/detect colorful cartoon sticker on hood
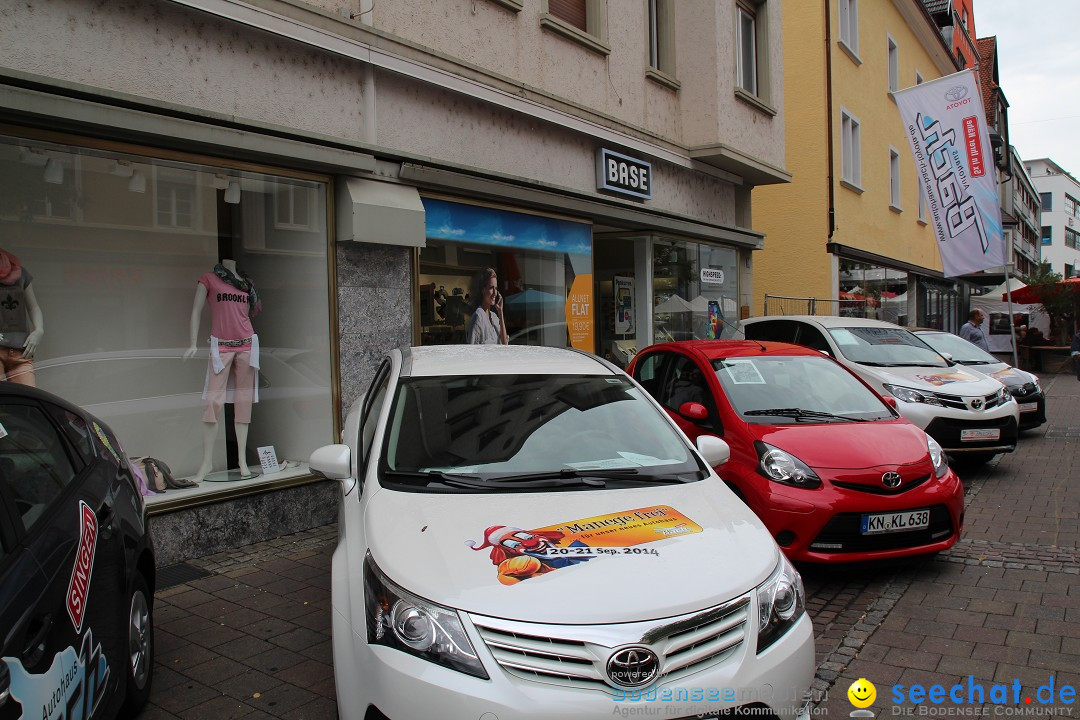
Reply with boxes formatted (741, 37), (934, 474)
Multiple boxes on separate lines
(2, 628), (111, 720)
(466, 505), (702, 585)
(914, 371), (977, 386)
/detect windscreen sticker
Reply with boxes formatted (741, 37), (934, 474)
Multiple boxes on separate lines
(466, 506), (702, 585)
(2, 628), (111, 720)
(91, 422), (120, 464)
(722, 359), (766, 385)
(66, 501), (98, 633)
(990, 368), (1021, 382)
(915, 371), (977, 386)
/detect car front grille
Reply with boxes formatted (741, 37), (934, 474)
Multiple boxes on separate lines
(471, 596), (750, 693)
(831, 473), (931, 495)
(932, 387), (1008, 410)
(809, 504), (953, 552)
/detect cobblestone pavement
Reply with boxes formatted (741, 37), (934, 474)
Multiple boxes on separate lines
(139, 372), (1080, 719)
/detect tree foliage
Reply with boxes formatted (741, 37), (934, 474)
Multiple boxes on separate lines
(1023, 263), (1080, 342)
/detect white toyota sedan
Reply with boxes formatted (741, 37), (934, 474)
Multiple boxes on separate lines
(311, 345), (815, 720)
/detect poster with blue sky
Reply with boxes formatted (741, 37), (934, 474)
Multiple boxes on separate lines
(423, 198), (592, 256)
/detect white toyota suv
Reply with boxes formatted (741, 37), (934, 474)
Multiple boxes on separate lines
(740, 316), (1019, 462)
(311, 345), (815, 720)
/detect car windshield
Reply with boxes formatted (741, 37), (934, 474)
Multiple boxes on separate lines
(380, 374), (701, 491)
(711, 355), (894, 423)
(916, 332), (998, 365)
(827, 326), (948, 367)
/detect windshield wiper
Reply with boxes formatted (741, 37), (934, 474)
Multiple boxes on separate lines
(743, 407), (870, 422)
(485, 468), (694, 484)
(383, 468), (607, 490)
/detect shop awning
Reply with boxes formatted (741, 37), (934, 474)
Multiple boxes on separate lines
(336, 177), (426, 247)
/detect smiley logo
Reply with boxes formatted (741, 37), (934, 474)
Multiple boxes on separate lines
(848, 678), (877, 708)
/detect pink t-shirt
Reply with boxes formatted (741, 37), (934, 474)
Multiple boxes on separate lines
(199, 272), (255, 350)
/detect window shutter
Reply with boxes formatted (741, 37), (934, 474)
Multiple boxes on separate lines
(549, 0), (587, 31)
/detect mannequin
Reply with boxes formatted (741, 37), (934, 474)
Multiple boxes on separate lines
(184, 258), (262, 482)
(0, 248), (44, 386)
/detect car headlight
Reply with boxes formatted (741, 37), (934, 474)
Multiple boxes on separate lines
(364, 553), (488, 679)
(882, 383), (943, 406)
(755, 441), (822, 489)
(756, 552), (806, 653)
(926, 433), (949, 478)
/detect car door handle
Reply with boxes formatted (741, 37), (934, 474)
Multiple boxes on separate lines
(97, 501), (115, 540)
(22, 614), (53, 667)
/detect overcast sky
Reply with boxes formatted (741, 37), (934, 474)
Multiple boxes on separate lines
(974, 1), (1080, 175)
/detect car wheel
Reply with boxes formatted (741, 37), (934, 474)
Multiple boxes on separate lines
(120, 573), (154, 716)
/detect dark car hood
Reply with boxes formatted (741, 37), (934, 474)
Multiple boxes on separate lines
(749, 419), (931, 470)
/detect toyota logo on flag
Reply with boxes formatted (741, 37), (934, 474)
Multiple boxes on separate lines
(944, 86), (968, 102)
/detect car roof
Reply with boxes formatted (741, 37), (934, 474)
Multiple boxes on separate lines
(0, 381), (89, 415)
(400, 345), (616, 377)
(742, 315), (907, 329)
(647, 339), (826, 360)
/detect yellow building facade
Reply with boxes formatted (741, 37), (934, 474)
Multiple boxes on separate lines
(754, 0), (959, 327)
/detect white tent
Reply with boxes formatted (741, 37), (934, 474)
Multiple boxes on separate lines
(969, 278), (1049, 352)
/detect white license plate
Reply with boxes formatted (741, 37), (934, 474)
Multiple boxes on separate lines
(1019, 403), (1038, 412)
(861, 509), (931, 535)
(960, 428), (1000, 441)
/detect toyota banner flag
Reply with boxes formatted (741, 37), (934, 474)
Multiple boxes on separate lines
(894, 70), (1006, 277)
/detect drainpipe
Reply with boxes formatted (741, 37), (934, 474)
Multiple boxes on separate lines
(825, 0), (836, 240)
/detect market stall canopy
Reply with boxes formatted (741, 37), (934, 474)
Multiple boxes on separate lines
(1004, 276), (1080, 304)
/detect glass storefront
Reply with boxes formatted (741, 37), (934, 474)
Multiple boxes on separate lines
(917, 278), (961, 332)
(417, 198), (593, 350)
(0, 133), (334, 503)
(838, 259), (909, 325)
(652, 238), (738, 342)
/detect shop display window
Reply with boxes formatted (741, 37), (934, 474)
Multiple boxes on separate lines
(418, 198), (593, 351)
(838, 259), (909, 326)
(651, 239), (738, 343)
(0, 134), (334, 504)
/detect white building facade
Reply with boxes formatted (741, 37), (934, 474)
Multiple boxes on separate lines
(1027, 158), (1080, 278)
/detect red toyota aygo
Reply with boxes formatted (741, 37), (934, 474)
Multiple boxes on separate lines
(627, 340), (964, 563)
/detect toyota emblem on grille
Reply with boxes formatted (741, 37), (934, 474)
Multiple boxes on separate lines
(607, 647), (659, 687)
(882, 472), (902, 489)
(971, 399), (984, 410)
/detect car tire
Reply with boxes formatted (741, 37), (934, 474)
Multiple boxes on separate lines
(120, 572), (154, 716)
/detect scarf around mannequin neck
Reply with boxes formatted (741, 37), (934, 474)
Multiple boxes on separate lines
(214, 263), (262, 318)
(0, 249), (22, 285)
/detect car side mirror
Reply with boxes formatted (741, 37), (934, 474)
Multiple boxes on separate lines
(881, 395), (897, 409)
(679, 402), (710, 423)
(310, 444), (357, 495)
(696, 435), (731, 467)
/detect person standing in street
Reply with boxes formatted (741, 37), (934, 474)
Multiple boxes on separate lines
(467, 267), (508, 345)
(959, 309), (990, 351)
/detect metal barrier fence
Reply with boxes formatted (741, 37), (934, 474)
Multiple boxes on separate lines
(763, 295), (876, 317)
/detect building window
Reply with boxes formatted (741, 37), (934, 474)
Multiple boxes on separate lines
(541, 0), (610, 55)
(838, 0), (859, 58)
(887, 35), (898, 93)
(915, 70), (924, 85)
(737, 2), (758, 96)
(889, 148), (901, 210)
(1066, 193), (1080, 219)
(647, 0), (676, 80)
(918, 189), (927, 222)
(154, 167), (197, 230)
(1042, 226), (1052, 245)
(1041, 192), (1053, 211)
(1067, 228), (1080, 250)
(1067, 263), (1076, 279)
(841, 110), (862, 188)
(274, 184), (315, 231)
(955, 47), (965, 69)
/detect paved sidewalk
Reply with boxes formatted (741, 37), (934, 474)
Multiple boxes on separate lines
(139, 372), (1080, 719)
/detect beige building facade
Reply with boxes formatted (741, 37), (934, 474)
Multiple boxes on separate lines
(0, 0), (787, 560)
(753, 0), (969, 331)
